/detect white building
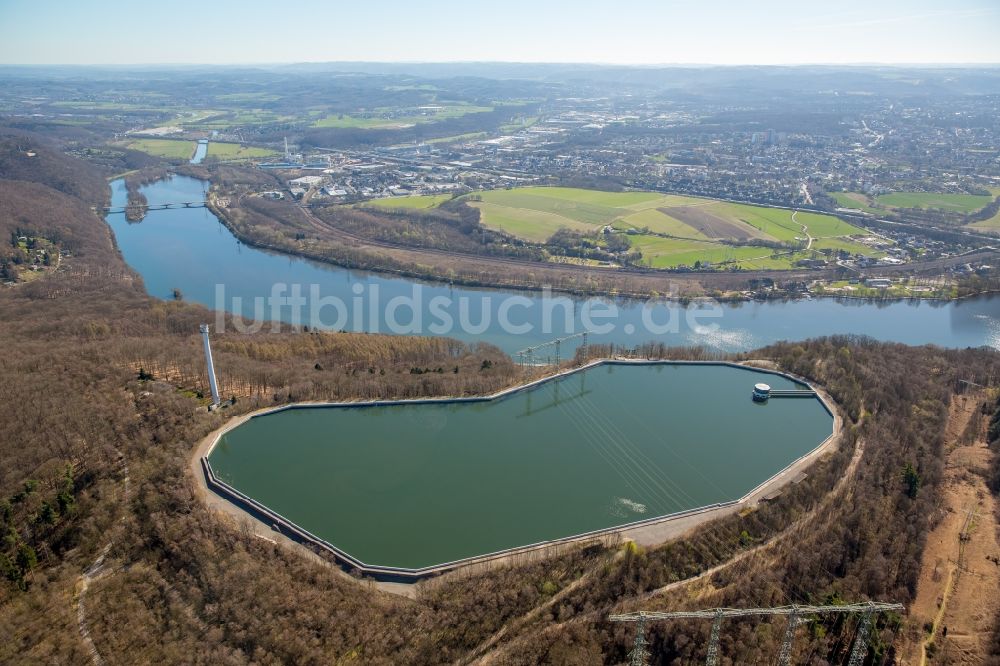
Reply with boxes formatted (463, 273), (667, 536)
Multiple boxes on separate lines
(288, 175), (324, 188)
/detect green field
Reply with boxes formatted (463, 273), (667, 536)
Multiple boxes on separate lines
(124, 138), (275, 161)
(125, 138), (196, 160)
(216, 93), (282, 102)
(626, 236), (880, 270)
(423, 132), (488, 144)
(313, 104), (494, 129)
(374, 186), (880, 269)
(365, 194), (456, 210)
(468, 187), (867, 244)
(963, 187), (1000, 233)
(625, 237), (771, 269)
(206, 142), (278, 160)
(830, 192), (882, 214)
(203, 110), (296, 128)
(876, 192), (993, 213)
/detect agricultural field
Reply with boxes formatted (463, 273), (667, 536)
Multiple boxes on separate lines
(876, 191), (994, 213)
(467, 186), (869, 245)
(965, 187), (1000, 233)
(830, 191), (883, 214)
(124, 138), (197, 160)
(312, 104), (494, 129)
(623, 236), (771, 269)
(365, 194), (456, 210)
(205, 142), (278, 160)
(967, 208), (1000, 233)
(423, 132), (488, 144)
(52, 100), (167, 112)
(215, 92), (282, 103)
(198, 110), (297, 129)
(349, 186), (877, 269)
(626, 236), (882, 270)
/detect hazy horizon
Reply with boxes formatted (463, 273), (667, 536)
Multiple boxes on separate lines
(2, 0), (999, 66)
(2, 61), (1000, 68)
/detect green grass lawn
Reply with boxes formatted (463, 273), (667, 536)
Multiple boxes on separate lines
(55, 101), (170, 111)
(197, 111), (296, 129)
(125, 138), (196, 160)
(365, 194), (456, 210)
(313, 104), (494, 129)
(627, 236), (772, 268)
(475, 189), (646, 226)
(470, 201), (595, 241)
(312, 115), (416, 129)
(423, 132), (488, 144)
(967, 207), (1000, 233)
(473, 188), (863, 243)
(964, 187), (1000, 233)
(830, 192), (883, 214)
(206, 143), (278, 160)
(491, 186), (664, 209)
(124, 138), (275, 161)
(707, 205), (859, 241)
(216, 93), (282, 102)
(792, 210), (869, 238)
(876, 192), (994, 213)
(368, 186), (880, 269)
(616, 208), (711, 239)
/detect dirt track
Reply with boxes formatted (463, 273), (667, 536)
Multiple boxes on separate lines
(898, 392), (1000, 665)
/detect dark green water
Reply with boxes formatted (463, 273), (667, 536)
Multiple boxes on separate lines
(208, 363), (832, 569)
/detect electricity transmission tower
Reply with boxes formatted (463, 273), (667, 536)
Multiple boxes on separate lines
(609, 601), (903, 666)
(516, 332), (588, 367)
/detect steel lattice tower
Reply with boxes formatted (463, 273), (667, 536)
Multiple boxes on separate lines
(610, 601), (902, 666)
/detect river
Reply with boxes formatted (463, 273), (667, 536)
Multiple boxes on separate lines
(190, 139), (208, 164)
(105, 175), (1000, 354)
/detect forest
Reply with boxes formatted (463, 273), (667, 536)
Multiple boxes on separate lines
(1, 130), (999, 664)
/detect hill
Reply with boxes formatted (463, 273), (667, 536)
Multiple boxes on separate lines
(1, 135), (999, 664)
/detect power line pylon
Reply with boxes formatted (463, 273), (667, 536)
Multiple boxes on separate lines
(847, 611), (874, 666)
(610, 602), (902, 666)
(628, 613), (650, 666)
(777, 610), (806, 666)
(705, 609), (724, 666)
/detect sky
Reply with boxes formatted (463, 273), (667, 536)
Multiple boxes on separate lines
(1, 0), (999, 66)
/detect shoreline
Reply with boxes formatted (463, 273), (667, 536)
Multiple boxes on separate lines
(190, 359), (843, 586)
(118, 170), (996, 306)
(205, 192), (995, 306)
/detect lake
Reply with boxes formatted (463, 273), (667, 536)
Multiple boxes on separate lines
(206, 362), (833, 569)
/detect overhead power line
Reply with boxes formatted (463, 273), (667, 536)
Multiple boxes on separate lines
(609, 601), (904, 666)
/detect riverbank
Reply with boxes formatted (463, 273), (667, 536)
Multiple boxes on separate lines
(103, 173), (1000, 353)
(208, 193), (999, 305)
(190, 359), (843, 589)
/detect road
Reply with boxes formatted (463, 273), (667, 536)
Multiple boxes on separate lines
(800, 183), (814, 206)
(792, 210), (814, 250)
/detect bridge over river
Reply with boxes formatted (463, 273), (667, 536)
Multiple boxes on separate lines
(101, 201), (208, 214)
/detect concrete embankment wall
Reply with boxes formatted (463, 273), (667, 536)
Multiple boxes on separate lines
(200, 359), (839, 582)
